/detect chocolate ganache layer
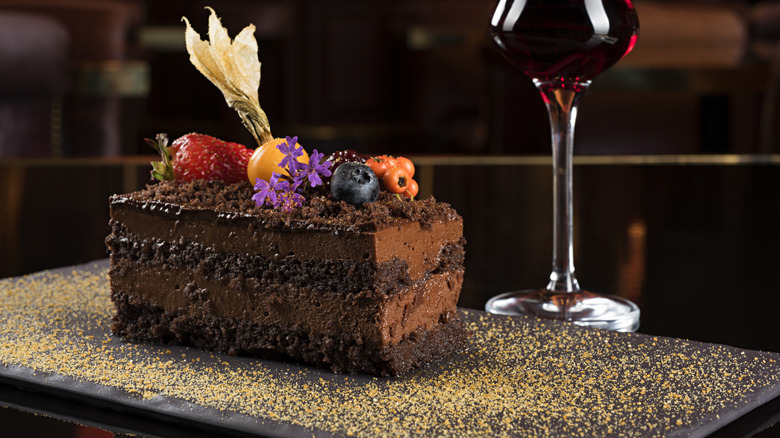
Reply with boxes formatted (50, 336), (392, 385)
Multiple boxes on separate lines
(106, 180), (467, 375)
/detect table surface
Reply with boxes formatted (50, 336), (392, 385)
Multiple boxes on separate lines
(1, 155), (780, 436)
(1, 261), (780, 438)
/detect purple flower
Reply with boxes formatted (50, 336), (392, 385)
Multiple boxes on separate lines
(277, 136), (305, 173)
(252, 173), (289, 208)
(291, 172), (306, 192)
(298, 149), (333, 187)
(253, 138), (334, 211)
(278, 190), (305, 212)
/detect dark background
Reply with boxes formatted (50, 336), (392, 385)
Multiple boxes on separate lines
(2, 1), (780, 436)
(0, 0), (779, 158)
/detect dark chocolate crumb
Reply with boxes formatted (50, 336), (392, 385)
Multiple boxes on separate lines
(115, 180), (460, 230)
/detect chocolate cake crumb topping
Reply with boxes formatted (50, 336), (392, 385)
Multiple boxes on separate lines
(115, 180), (460, 230)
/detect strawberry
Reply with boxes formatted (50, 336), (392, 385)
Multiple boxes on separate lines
(147, 133), (253, 184)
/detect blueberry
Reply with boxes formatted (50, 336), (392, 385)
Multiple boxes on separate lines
(322, 149), (368, 188)
(330, 162), (380, 205)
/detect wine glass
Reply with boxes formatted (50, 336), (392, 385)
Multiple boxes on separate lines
(484, 0), (641, 331)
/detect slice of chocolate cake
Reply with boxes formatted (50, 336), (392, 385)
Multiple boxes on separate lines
(106, 180), (467, 376)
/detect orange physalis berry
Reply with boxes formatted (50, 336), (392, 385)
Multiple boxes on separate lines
(382, 166), (411, 194)
(247, 137), (309, 184)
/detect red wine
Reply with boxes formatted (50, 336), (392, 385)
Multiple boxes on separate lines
(489, 0), (638, 85)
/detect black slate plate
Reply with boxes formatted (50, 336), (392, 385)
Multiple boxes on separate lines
(1, 260), (779, 437)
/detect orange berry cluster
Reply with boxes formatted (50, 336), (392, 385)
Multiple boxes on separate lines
(365, 155), (419, 200)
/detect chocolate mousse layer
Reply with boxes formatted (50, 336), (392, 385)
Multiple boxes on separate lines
(107, 180), (467, 375)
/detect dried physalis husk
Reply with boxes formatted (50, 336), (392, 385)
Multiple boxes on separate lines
(183, 7), (273, 146)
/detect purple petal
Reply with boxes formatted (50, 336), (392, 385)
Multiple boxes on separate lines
(308, 172), (322, 187)
(286, 136), (298, 151)
(309, 149), (323, 164)
(253, 177), (267, 191)
(251, 191), (265, 207)
(278, 155), (293, 171)
(266, 189), (278, 206)
(316, 163), (332, 178)
(276, 139), (291, 155)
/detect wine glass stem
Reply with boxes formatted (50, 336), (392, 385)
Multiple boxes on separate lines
(536, 81), (590, 293)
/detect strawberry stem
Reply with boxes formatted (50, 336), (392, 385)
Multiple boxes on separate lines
(146, 133), (175, 181)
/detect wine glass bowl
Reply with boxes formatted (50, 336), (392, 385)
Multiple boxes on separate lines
(488, 0), (639, 84)
(485, 0), (641, 332)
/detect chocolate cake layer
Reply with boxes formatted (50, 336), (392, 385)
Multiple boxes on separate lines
(110, 199), (463, 282)
(109, 257), (464, 348)
(107, 180), (467, 375)
(108, 220), (465, 296)
(111, 285), (467, 375)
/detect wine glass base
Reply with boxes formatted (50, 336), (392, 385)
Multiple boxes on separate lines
(485, 289), (640, 332)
